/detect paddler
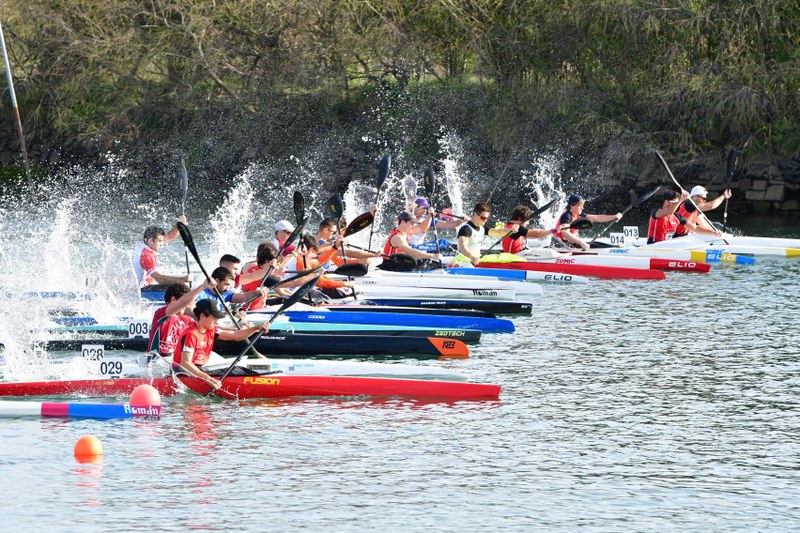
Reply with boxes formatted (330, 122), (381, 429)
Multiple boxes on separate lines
(273, 219), (297, 258)
(454, 202), (510, 266)
(132, 219), (193, 287)
(148, 279), (215, 357)
(647, 190), (691, 244)
(173, 299), (269, 389)
(290, 235), (354, 299)
(673, 185), (731, 238)
(239, 241), (317, 310)
(501, 205), (554, 254)
(200, 266), (268, 309)
(553, 194), (621, 250)
(406, 197), (468, 247)
(315, 217), (381, 265)
(383, 211), (443, 264)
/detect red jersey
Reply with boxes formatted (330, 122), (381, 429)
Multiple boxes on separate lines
(383, 229), (403, 256)
(173, 323), (217, 367)
(647, 208), (680, 244)
(133, 242), (158, 287)
(552, 211), (578, 242)
(149, 306), (194, 356)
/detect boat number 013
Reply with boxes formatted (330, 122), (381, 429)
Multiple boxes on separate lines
(81, 343), (124, 378)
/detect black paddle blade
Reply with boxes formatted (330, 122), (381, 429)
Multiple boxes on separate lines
(377, 154), (391, 188)
(176, 222), (200, 263)
(327, 193), (344, 220)
(635, 186), (661, 206)
(281, 218), (306, 254)
(269, 275), (321, 324)
(531, 198), (558, 218)
(423, 166), (436, 196)
(388, 253), (418, 265)
(334, 263), (368, 277)
(343, 211), (374, 236)
(178, 159), (188, 212)
(570, 218), (592, 230)
(293, 191), (305, 226)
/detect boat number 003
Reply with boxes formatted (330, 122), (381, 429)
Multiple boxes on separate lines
(128, 320), (150, 338)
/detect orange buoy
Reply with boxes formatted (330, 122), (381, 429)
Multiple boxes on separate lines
(74, 435), (103, 462)
(129, 384), (162, 418)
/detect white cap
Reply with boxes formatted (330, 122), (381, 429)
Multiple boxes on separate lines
(690, 186), (709, 198)
(274, 219), (295, 232)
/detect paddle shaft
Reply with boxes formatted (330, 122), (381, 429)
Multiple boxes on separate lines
(589, 186), (661, 244)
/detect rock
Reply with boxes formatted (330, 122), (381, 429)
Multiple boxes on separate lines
(780, 200), (798, 211)
(738, 177), (752, 190)
(746, 190), (766, 201)
(752, 179), (767, 191)
(764, 184), (784, 202)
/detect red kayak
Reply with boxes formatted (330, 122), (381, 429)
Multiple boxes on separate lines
(0, 376), (500, 401)
(478, 261), (667, 280)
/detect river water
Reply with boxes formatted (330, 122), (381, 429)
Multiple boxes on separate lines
(0, 169), (798, 530)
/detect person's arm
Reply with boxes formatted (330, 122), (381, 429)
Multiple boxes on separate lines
(179, 350), (221, 389)
(391, 234), (440, 261)
(654, 192), (689, 219)
(164, 215), (187, 244)
(586, 213), (622, 223)
(699, 189), (731, 211)
(560, 231), (590, 251)
(435, 216), (470, 230)
(408, 211), (433, 235)
(230, 287), (267, 304)
(217, 321), (269, 342)
(525, 227), (553, 239)
(165, 279), (215, 316)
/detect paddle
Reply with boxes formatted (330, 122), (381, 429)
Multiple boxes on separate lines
(477, 198), (559, 260)
(178, 159), (191, 284)
(655, 151), (729, 244)
(588, 186), (661, 245)
(343, 211), (374, 237)
(423, 166), (445, 269)
(722, 149), (742, 233)
(367, 154), (391, 249)
(327, 193), (358, 300)
(293, 190), (305, 227)
(206, 274), (322, 395)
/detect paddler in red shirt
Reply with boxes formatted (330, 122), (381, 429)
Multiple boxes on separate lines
(647, 190), (691, 244)
(132, 219), (193, 288)
(174, 299), (269, 389)
(552, 194), (622, 250)
(501, 205), (553, 254)
(148, 279), (215, 357)
(673, 185), (731, 238)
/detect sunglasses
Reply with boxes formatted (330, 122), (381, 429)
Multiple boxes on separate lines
(479, 215), (490, 221)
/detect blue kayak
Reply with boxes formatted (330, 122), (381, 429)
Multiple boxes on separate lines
(446, 267), (528, 281)
(265, 310), (514, 334)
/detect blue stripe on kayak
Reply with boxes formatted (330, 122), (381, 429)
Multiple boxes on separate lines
(446, 267), (528, 281)
(282, 311), (514, 333)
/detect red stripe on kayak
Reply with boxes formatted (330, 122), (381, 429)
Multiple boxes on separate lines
(649, 258), (711, 272)
(180, 375), (500, 400)
(41, 402), (70, 417)
(479, 262), (666, 280)
(0, 378), (179, 398)
(427, 337), (469, 359)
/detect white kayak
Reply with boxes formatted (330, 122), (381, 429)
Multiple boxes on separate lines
(611, 236), (797, 259)
(515, 249), (710, 272)
(345, 284), (518, 301)
(343, 271), (543, 297)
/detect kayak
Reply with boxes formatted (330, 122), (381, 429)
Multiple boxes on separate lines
(478, 262), (667, 281)
(595, 246), (756, 265)
(343, 284), (519, 301)
(357, 298), (532, 316)
(181, 375), (501, 400)
(517, 250), (711, 273)
(16, 333), (471, 359)
(347, 273), (543, 297)
(0, 375), (501, 400)
(446, 266), (590, 284)
(253, 310), (516, 333)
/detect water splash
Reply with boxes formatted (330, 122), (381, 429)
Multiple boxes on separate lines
(209, 166), (257, 262)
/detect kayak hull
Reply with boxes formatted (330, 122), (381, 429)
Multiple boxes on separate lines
(478, 262), (667, 281)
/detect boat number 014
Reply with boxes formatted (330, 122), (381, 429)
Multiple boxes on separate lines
(81, 343), (124, 378)
(128, 319), (150, 338)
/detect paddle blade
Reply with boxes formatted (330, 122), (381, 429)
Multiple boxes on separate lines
(178, 159), (189, 213)
(423, 166), (436, 196)
(377, 154), (391, 188)
(269, 275), (320, 324)
(176, 222), (200, 264)
(634, 186), (661, 206)
(334, 263), (368, 277)
(530, 198), (557, 218)
(293, 191), (305, 226)
(327, 193), (344, 220)
(343, 211), (373, 236)
(570, 218), (592, 230)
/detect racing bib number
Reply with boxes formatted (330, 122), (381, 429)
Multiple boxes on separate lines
(81, 344), (105, 361)
(610, 232), (625, 246)
(623, 226), (639, 244)
(82, 344), (124, 378)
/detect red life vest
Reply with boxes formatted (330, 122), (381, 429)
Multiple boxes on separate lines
(647, 209), (680, 244)
(552, 211), (578, 242)
(501, 222), (525, 254)
(674, 201), (698, 237)
(383, 229), (403, 256)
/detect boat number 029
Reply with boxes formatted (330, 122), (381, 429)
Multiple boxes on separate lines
(81, 344), (123, 377)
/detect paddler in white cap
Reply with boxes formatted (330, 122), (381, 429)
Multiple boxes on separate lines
(673, 185), (732, 238)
